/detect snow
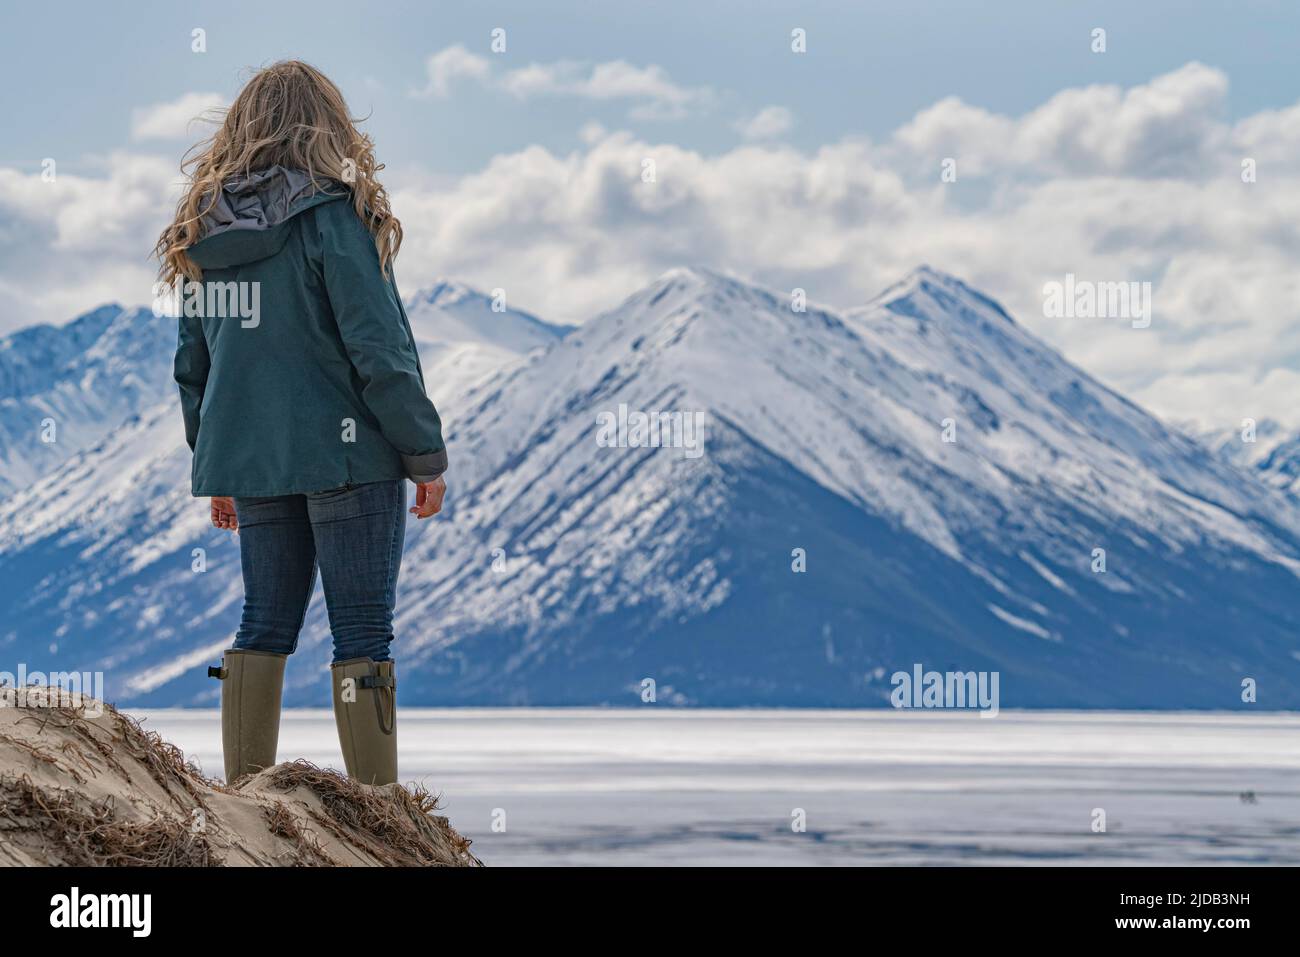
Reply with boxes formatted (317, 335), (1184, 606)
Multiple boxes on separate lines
(3, 266), (1300, 707)
(1199, 418), (1300, 499)
(1018, 549), (1075, 595)
(0, 305), (175, 497)
(988, 603), (1056, 641)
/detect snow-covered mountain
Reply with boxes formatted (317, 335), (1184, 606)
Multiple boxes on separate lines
(0, 304), (175, 496)
(0, 282), (564, 498)
(402, 280), (571, 403)
(1199, 419), (1300, 500)
(0, 281), (564, 698)
(1, 267), (1298, 709)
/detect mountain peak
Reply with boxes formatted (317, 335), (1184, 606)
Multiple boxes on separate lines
(0, 302), (124, 354)
(870, 265), (1016, 329)
(618, 266), (847, 341)
(651, 264), (744, 291)
(883, 264), (977, 300)
(906, 263), (961, 284)
(6, 267), (1300, 709)
(413, 278), (479, 307)
(403, 279), (568, 360)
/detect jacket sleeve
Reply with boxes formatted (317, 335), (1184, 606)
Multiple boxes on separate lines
(173, 311), (210, 453)
(317, 201), (447, 482)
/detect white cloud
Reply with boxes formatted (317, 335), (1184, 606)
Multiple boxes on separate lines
(890, 62), (1227, 178)
(578, 121), (608, 145)
(1230, 101), (1300, 165)
(735, 106), (794, 140)
(3, 63), (1299, 430)
(412, 45), (713, 119)
(130, 92), (225, 141)
(386, 64), (1300, 428)
(412, 44), (492, 99)
(0, 152), (179, 326)
(500, 59), (714, 119)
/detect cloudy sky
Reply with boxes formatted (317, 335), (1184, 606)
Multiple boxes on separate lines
(2, 0), (1298, 428)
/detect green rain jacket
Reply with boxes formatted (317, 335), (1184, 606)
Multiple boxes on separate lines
(173, 166), (447, 497)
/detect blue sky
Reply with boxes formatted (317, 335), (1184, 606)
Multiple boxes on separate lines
(4, 1), (1298, 173)
(1, 0), (1299, 426)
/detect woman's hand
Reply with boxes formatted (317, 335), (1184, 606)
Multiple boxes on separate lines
(211, 496), (238, 531)
(410, 476), (446, 520)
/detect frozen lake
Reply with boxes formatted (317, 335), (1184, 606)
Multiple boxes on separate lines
(128, 708), (1300, 866)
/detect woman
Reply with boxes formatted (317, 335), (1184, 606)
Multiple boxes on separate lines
(156, 61), (447, 786)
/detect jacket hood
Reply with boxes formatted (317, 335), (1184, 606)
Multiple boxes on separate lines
(188, 165), (347, 269)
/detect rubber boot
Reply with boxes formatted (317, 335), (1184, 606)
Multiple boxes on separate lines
(208, 649), (288, 783)
(331, 658), (398, 785)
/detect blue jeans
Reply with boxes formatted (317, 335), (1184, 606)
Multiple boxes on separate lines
(232, 481), (407, 663)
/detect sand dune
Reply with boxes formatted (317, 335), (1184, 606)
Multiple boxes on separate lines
(0, 686), (480, 867)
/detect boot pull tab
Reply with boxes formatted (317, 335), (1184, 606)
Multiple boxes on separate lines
(360, 672), (396, 736)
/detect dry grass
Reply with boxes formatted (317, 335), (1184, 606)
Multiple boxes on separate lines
(265, 761), (481, 867)
(20, 696), (210, 806)
(0, 686), (481, 868)
(0, 774), (215, 866)
(262, 800), (338, 866)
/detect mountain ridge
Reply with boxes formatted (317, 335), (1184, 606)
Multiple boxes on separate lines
(1, 266), (1297, 709)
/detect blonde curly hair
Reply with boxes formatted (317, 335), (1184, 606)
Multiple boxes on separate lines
(155, 59), (402, 283)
